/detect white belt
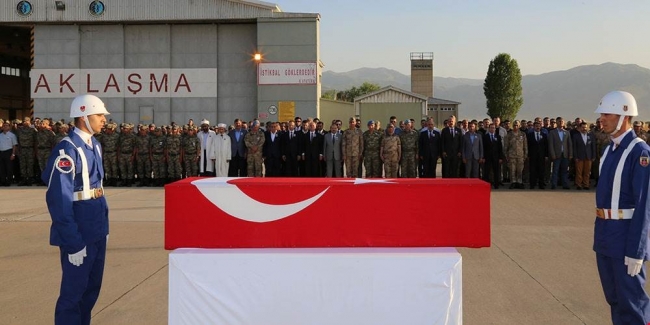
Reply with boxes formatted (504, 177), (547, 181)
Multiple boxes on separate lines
(73, 188), (104, 201)
(596, 208), (634, 220)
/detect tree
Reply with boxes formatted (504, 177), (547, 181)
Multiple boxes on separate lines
(337, 82), (381, 102)
(321, 89), (337, 100)
(483, 53), (523, 121)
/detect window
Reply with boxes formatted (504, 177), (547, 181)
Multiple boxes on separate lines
(1, 66), (20, 77)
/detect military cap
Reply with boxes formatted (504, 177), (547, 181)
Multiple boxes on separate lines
(139, 125), (148, 131)
(105, 123), (116, 130)
(14, 119), (22, 124)
(182, 125), (189, 130)
(634, 121), (643, 127)
(367, 120), (374, 126)
(172, 125), (180, 130)
(403, 119), (411, 124)
(149, 123), (155, 128)
(154, 126), (162, 132)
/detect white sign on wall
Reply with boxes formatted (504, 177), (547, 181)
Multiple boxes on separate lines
(30, 69), (218, 98)
(258, 62), (317, 85)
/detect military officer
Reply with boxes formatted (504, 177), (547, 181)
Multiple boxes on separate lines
(593, 91), (650, 324)
(399, 119), (419, 178)
(42, 94), (110, 325)
(342, 117), (364, 178)
(36, 119), (56, 182)
(381, 124), (401, 178)
(150, 127), (166, 186)
(100, 123), (119, 186)
(117, 124), (136, 186)
(181, 126), (200, 177)
(134, 125), (151, 186)
(362, 120), (383, 178)
(504, 121), (528, 189)
(17, 116), (37, 185)
(165, 125), (183, 183)
(244, 120), (265, 177)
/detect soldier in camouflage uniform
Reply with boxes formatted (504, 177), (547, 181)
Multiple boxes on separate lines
(150, 127), (166, 186)
(504, 121), (528, 189)
(100, 123), (120, 186)
(17, 117), (37, 185)
(381, 124), (401, 178)
(244, 120), (265, 177)
(134, 125), (152, 186)
(362, 120), (383, 178)
(592, 118), (610, 186)
(165, 126), (183, 183)
(118, 123), (136, 186)
(633, 120), (648, 142)
(182, 126), (200, 177)
(342, 117), (364, 178)
(36, 119), (56, 182)
(399, 119), (419, 178)
(54, 123), (69, 144)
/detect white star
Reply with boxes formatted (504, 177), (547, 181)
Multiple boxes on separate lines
(335, 178), (397, 185)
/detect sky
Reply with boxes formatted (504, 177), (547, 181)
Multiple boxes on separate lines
(276, 0), (650, 79)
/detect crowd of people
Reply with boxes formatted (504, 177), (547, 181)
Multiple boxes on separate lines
(1, 113), (649, 189)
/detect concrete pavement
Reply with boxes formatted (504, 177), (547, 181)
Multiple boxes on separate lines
(0, 185), (633, 324)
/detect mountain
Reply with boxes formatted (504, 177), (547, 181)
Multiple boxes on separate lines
(322, 63), (650, 121)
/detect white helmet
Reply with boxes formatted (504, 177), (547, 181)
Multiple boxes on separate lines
(70, 94), (110, 118)
(595, 91), (638, 117)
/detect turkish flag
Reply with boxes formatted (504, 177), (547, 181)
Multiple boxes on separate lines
(165, 177), (491, 249)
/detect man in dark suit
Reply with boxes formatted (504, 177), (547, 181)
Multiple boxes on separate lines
(572, 121), (596, 189)
(461, 121), (483, 178)
(323, 124), (342, 177)
(262, 122), (282, 177)
(441, 115), (462, 178)
(548, 117), (573, 189)
(527, 121), (548, 189)
(280, 120), (301, 177)
(302, 121), (323, 177)
(483, 124), (505, 189)
(228, 118), (247, 177)
(418, 118), (442, 178)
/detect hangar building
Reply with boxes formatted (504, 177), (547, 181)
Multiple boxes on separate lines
(0, 0), (321, 126)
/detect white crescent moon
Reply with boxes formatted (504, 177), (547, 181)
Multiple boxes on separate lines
(191, 177), (329, 223)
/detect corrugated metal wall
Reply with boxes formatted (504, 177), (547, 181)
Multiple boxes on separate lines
(1, 0), (280, 23)
(33, 23), (257, 125)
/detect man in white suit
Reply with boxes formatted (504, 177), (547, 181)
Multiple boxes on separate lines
(211, 123), (231, 177)
(198, 119), (216, 176)
(323, 123), (342, 177)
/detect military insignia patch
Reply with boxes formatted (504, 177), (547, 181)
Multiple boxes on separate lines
(54, 156), (74, 174)
(623, 105), (628, 112)
(641, 152), (649, 167)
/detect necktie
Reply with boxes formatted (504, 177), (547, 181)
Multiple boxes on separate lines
(290, 131), (293, 139)
(536, 132), (539, 142)
(311, 132), (314, 141)
(429, 131), (433, 138)
(332, 134), (334, 142)
(491, 134), (494, 142)
(451, 128), (455, 137)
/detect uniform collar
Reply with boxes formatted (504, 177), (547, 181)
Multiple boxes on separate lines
(74, 127), (93, 146)
(611, 128), (633, 148)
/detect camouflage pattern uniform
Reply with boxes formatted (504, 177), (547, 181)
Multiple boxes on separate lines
(244, 129), (265, 177)
(135, 128), (152, 185)
(592, 127), (610, 184)
(54, 126), (69, 144)
(36, 124), (56, 174)
(504, 129), (528, 185)
(166, 127), (183, 180)
(342, 128), (364, 178)
(150, 128), (166, 186)
(362, 130), (383, 178)
(17, 122), (37, 184)
(381, 134), (401, 178)
(100, 124), (120, 186)
(399, 129), (419, 178)
(182, 129), (200, 177)
(118, 124), (136, 186)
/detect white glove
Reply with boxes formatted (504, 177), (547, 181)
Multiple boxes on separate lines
(68, 246), (87, 267)
(624, 256), (643, 277)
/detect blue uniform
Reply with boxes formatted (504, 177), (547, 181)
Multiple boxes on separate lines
(594, 130), (650, 325)
(43, 129), (108, 325)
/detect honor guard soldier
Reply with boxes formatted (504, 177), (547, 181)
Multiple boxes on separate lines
(42, 94), (110, 325)
(593, 91), (650, 324)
